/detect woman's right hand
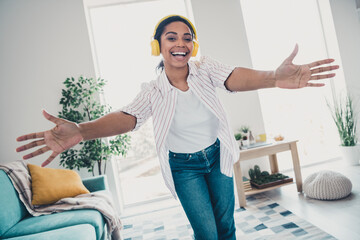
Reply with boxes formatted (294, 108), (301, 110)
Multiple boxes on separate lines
(16, 110), (83, 167)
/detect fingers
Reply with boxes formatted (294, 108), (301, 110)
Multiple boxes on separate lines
(306, 59), (338, 86)
(308, 58), (335, 68)
(16, 132), (44, 142)
(310, 73), (336, 80)
(17, 110), (60, 142)
(306, 72), (336, 88)
(23, 146), (51, 160)
(42, 109), (62, 125)
(310, 65), (339, 74)
(285, 44), (299, 63)
(16, 139), (45, 152)
(306, 82), (325, 87)
(41, 152), (59, 167)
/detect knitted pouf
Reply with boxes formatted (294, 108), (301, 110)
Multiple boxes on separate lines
(303, 170), (352, 200)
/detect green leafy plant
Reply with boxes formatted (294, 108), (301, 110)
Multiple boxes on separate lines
(240, 126), (250, 140)
(58, 76), (131, 175)
(251, 173), (288, 185)
(240, 126), (250, 134)
(327, 95), (358, 146)
(234, 133), (243, 141)
(248, 165), (288, 185)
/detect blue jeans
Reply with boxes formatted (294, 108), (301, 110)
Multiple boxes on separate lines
(169, 139), (236, 240)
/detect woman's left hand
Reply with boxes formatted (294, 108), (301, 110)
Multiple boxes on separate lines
(275, 44), (339, 89)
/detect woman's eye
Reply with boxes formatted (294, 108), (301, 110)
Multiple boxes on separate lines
(184, 38), (192, 42)
(167, 37), (176, 41)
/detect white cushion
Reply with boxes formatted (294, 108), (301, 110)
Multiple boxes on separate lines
(303, 170), (352, 200)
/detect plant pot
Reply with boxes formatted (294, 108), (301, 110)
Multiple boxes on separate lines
(340, 145), (360, 166)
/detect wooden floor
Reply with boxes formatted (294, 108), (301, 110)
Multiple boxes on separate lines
(122, 159), (360, 240)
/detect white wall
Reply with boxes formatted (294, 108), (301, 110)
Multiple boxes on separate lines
(329, 0), (360, 132)
(190, 0), (266, 135)
(190, 0), (267, 172)
(0, 0), (96, 171)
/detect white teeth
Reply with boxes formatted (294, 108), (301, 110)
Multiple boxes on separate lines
(172, 52), (186, 56)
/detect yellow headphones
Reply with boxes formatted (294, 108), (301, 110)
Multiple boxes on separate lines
(151, 15), (199, 57)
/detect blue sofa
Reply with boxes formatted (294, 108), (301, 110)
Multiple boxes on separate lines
(0, 170), (108, 240)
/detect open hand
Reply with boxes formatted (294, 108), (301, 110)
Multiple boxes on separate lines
(275, 44), (339, 89)
(16, 110), (83, 167)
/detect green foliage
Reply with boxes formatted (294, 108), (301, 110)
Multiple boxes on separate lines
(248, 165), (288, 185)
(251, 173), (289, 185)
(240, 126), (250, 134)
(248, 168), (255, 180)
(238, 126), (250, 140)
(254, 165), (261, 179)
(234, 133), (243, 141)
(58, 76), (131, 175)
(327, 95), (358, 146)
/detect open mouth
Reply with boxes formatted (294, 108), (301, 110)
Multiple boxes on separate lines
(171, 52), (188, 57)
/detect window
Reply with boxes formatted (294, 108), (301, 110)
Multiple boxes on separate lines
(87, 0), (193, 206)
(240, 0), (345, 169)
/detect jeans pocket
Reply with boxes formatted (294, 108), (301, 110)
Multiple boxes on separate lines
(169, 152), (191, 163)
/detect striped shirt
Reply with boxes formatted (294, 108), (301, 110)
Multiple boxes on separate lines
(121, 56), (240, 198)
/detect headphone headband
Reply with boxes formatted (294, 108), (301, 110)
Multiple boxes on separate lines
(152, 14), (198, 41)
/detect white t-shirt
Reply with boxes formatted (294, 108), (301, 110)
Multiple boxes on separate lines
(166, 88), (219, 153)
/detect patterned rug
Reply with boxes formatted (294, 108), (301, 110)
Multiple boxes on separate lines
(120, 194), (335, 240)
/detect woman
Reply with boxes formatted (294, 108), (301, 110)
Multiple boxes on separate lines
(16, 15), (338, 239)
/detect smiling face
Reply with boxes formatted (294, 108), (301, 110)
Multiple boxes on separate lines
(160, 21), (194, 71)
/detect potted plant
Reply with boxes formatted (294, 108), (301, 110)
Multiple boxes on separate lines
(234, 132), (243, 147)
(59, 76), (131, 175)
(328, 94), (359, 165)
(240, 126), (250, 146)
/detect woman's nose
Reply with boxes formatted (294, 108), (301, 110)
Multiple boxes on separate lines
(176, 39), (186, 47)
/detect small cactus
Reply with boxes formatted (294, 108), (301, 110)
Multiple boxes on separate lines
(248, 168), (255, 180)
(254, 165), (261, 179)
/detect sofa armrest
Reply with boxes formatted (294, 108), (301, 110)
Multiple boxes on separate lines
(82, 175), (108, 192)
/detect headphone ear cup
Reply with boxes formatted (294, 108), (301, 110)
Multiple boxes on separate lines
(192, 41), (199, 57)
(151, 39), (160, 56)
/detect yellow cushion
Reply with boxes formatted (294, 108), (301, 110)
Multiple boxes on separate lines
(28, 164), (90, 205)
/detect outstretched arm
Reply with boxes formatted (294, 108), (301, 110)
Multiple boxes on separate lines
(78, 111), (136, 140)
(16, 110), (135, 167)
(224, 44), (339, 92)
